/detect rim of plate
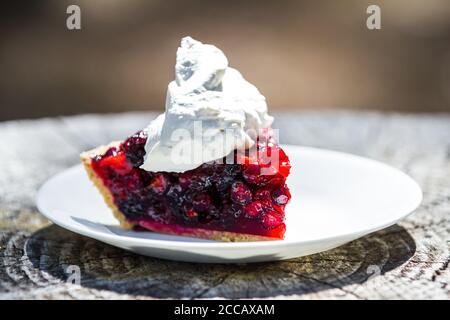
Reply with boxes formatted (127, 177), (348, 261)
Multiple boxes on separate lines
(36, 145), (423, 249)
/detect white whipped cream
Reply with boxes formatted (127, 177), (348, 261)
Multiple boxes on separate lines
(140, 36), (273, 173)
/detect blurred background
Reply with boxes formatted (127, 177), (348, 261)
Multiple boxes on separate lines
(1, 0), (450, 121)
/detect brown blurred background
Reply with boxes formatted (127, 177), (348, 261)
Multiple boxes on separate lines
(1, 0), (450, 121)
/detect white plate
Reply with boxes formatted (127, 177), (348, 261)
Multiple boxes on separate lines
(37, 145), (422, 263)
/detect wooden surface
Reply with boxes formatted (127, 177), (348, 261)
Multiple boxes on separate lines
(0, 111), (449, 299)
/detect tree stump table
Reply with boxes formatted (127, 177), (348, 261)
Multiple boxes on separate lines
(1, 111), (449, 299)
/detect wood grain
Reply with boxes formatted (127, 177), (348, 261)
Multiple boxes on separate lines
(0, 111), (449, 299)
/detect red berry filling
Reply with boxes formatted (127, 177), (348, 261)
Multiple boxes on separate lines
(90, 130), (291, 240)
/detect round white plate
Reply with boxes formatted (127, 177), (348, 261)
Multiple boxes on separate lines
(37, 145), (422, 263)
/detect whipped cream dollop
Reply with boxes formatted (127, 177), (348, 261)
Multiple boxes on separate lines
(140, 36), (273, 172)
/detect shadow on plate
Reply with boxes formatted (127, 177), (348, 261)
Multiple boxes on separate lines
(26, 224), (416, 298)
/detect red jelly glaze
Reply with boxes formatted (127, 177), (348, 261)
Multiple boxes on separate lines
(90, 130), (291, 239)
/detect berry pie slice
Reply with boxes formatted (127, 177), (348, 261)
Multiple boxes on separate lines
(81, 128), (291, 241)
(81, 36), (292, 241)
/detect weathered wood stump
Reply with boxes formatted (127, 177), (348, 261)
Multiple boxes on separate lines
(0, 111), (449, 299)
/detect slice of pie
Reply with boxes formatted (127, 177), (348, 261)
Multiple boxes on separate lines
(81, 36), (292, 241)
(81, 128), (291, 241)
